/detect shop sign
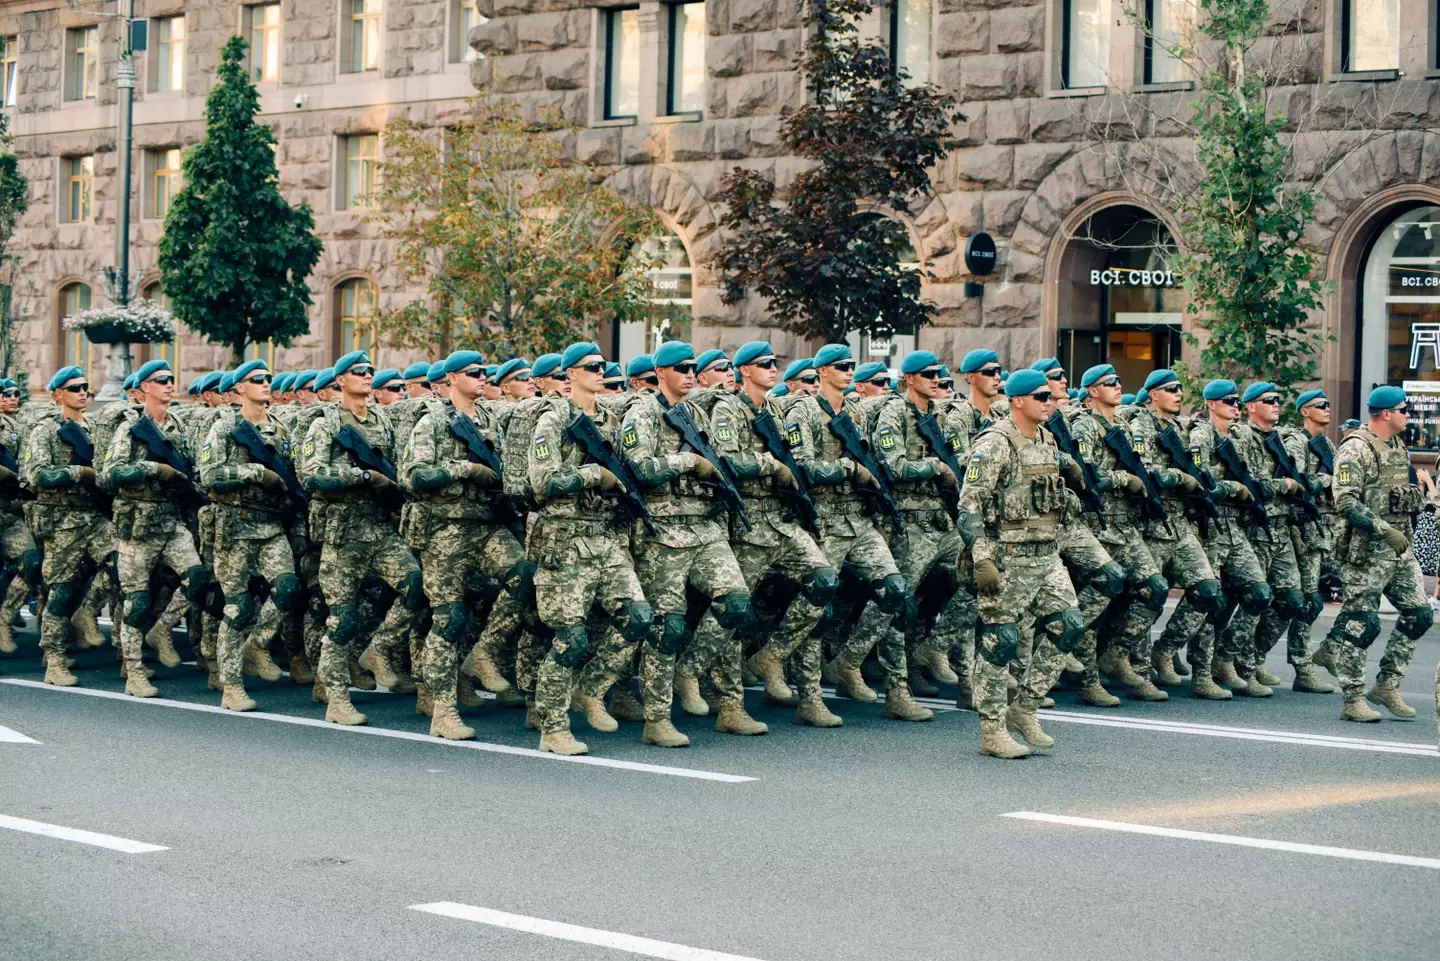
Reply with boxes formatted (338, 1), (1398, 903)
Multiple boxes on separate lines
(1089, 269), (1179, 287)
(965, 232), (998, 275)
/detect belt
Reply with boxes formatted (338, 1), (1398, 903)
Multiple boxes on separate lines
(1001, 540), (1057, 557)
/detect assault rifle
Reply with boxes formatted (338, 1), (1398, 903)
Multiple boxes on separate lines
(1044, 410), (1105, 527)
(335, 424), (403, 507)
(232, 419), (308, 505)
(1155, 424), (1220, 533)
(566, 410), (654, 534)
(824, 406), (902, 527)
(1307, 434), (1334, 475)
(131, 415), (205, 507)
(751, 408), (820, 535)
(663, 402), (751, 531)
(449, 412), (503, 478)
(1263, 430), (1323, 528)
(1214, 437), (1269, 526)
(915, 411), (962, 519)
(57, 420), (94, 467)
(1103, 424), (1168, 524)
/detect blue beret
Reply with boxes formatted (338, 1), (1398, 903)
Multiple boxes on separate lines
(854, 362), (888, 384)
(900, 350), (940, 375)
(1000, 369), (1010, 381)
(371, 368), (401, 389)
(734, 341), (773, 367)
(813, 343), (852, 368)
(291, 370), (317, 391)
(771, 384), (790, 397)
(403, 362), (431, 380)
(653, 341), (695, 368)
(1339, 418), (1362, 431)
(48, 366), (85, 391)
(1067, 388), (1083, 401)
(219, 371), (240, 393)
(1121, 393), (1136, 405)
(0, 378), (14, 390)
(939, 365), (952, 379)
(695, 349), (728, 374)
(496, 358), (531, 382)
(484, 365), (499, 380)
(1004, 369), (1049, 397)
(784, 358), (816, 381)
(123, 373), (139, 391)
(626, 354), (655, 377)
(232, 359), (268, 387)
(1367, 385), (1406, 410)
(333, 351), (371, 378)
(1134, 389), (1148, 405)
(443, 350), (485, 375)
(1143, 368), (1178, 391)
(426, 361), (446, 383)
(1031, 357), (1062, 373)
(531, 353), (563, 378)
(185, 376), (204, 395)
(1202, 379), (1238, 401)
(1241, 381), (1278, 404)
(135, 359), (172, 384)
(270, 373), (292, 393)
(1080, 364), (1116, 389)
(959, 349), (999, 373)
(313, 369), (337, 392)
(1295, 389), (1326, 411)
(604, 362), (622, 380)
(561, 341), (603, 370)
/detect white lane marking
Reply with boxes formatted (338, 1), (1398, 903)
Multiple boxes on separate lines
(0, 813), (167, 854)
(0, 722), (38, 744)
(1002, 812), (1440, 871)
(410, 902), (769, 961)
(0, 679), (754, 784)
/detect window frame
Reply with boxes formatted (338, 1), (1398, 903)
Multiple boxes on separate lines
(453, 0), (485, 64)
(1141, 0), (1191, 86)
(603, 6), (641, 120)
(0, 35), (16, 108)
(334, 277), (381, 361)
(888, 0), (933, 87)
(346, 0), (383, 74)
(147, 147), (183, 221)
(1339, 0), (1401, 74)
(58, 282), (98, 384)
(1058, 0), (1110, 91)
(150, 15), (186, 94)
(665, 1), (706, 116)
(66, 25), (99, 102)
(339, 133), (380, 211)
(61, 155), (94, 224)
(245, 3), (282, 83)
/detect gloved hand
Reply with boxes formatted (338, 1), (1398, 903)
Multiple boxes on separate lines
(1230, 482), (1254, 502)
(74, 467), (98, 486)
(154, 463), (184, 483)
(464, 463), (499, 487)
(692, 455), (720, 481)
(1178, 473), (1199, 493)
(853, 463), (878, 489)
(974, 558), (1003, 596)
(1382, 526), (1410, 556)
(772, 463), (798, 489)
(1276, 477), (1301, 496)
(259, 469), (285, 491)
(597, 467), (623, 492)
(1115, 471), (1145, 495)
(368, 472), (395, 492)
(935, 463), (958, 488)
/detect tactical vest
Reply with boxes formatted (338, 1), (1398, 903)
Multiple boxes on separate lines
(205, 409), (294, 519)
(502, 396), (565, 503)
(980, 419), (1065, 547)
(642, 396), (712, 518)
(1355, 428), (1421, 523)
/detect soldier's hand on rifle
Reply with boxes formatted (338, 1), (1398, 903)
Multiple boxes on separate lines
(463, 463), (498, 487)
(74, 467), (97, 486)
(1382, 525), (1410, 556)
(1059, 458), (1085, 489)
(597, 467), (624, 492)
(154, 463), (185, 484)
(1114, 471), (1145, 496)
(853, 463), (878, 489)
(772, 463), (798, 490)
(367, 472), (395, 492)
(259, 469), (286, 491)
(973, 558), (1003, 596)
(1177, 473), (1200, 493)
(691, 455), (720, 481)
(1229, 482), (1254, 502)
(1276, 477), (1301, 496)
(935, 463), (958, 488)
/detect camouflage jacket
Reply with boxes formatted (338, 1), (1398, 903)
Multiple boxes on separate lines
(1230, 422), (1297, 525)
(620, 391), (716, 523)
(958, 417), (1069, 563)
(529, 397), (629, 528)
(1187, 418), (1262, 543)
(299, 402), (403, 544)
(1333, 425), (1421, 540)
(106, 408), (196, 536)
(785, 393), (866, 507)
(21, 412), (108, 521)
(198, 407), (298, 541)
(402, 399), (505, 521)
(870, 394), (955, 516)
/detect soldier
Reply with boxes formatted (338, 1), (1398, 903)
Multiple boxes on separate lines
(482, 366), (504, 402)
(1032, 358), (1068, 400)
(371, 369), (405, 405)
(531, 354), (570, 400)
(695, 350), (736, 391)
(527, 342), (655, 755)
(622, 340), (763, 747)
(298, 351), (424, 726)
(1315, 385), (1430, 722)
(0, 378), (39, 658)
(105, 360), (212, 698)
(1278, 389), (1338, 694)
(959, 368), (1085, 758)
(627, 354), (657, 394)
(402, 362), (432, 399)
(496, 358), (535, 404)
(852, 363), (890, 399)
(782, 358), (818, 396)
(427, 361), (451, 403)
(600, 363), (626, 394)
(961, 349), (1004, 427)
(196, 359), (303, 711)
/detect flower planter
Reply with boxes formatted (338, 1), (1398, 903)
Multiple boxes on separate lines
(79, 322), (130, 345)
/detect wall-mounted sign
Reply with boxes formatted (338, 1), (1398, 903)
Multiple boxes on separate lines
(1090, 269), (1178, 287)
(965, 232), (997, 276)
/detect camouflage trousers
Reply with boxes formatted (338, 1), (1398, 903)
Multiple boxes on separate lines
(816, 510), (903, 687)
(1154, 521), (1266, 676)
(1126, 526), (1215, 678)
(195, 505), (220, 661)
(1078, 526), (1160, 680)
(929, 585), (978, 686)
(0, 510), (36, 638)
(635, 519), (747, 723)
(1285, 534), (1329, 665)
(38, 511), (114, 659)
(1057, 524), (1119, 685)
(1223, 525), (1301, 677)
(213, 524), (295, 687)
(532, 524), (645, 734)
(1320, 539), (1427, 701)
(116, 522), (202, 672)
(974, 547), (1079, 721)
(885, 514), (960, 670)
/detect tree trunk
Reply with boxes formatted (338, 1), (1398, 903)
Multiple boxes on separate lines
(231, 339), (247, 368)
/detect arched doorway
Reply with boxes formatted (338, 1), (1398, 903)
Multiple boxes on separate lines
(844, 212), (921, 371)
(615, 229), (693, 362)
(1052, 204), (1183, 389)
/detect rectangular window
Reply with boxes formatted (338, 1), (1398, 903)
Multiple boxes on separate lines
(63, 156), (93, 223)
(342, 134), (379, 209)
(247, 4), (282, 83)
(0, 35), (16, 107)
(153, 16), (185, 92)
(1342, 0), (1400, 72)
(148, 148), (182, 220)
(349, 0), (382, 73)
(891, 0), (932, 86)
(1144, 0), (1193, 84)
(666, 2), (706, 114)
(604, 7), (640, 119)
(66, 26), (99, 101)
(1061, 0), (1110, 89)
(455, 0), (485, 63)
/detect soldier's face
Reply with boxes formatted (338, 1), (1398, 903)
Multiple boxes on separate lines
(568, 355), (607, 395)
(297, 389), (315, 405)
(1011, 393), (1047, 422)
(905, 368), (943, 399)
(819, 362), (853, 392)
(968, 366), (1002, 398)
(1301, 399), (1331, 427)
(1247, 394), (1281, 429)
(55, 378), (91, 413)
(0, 389), (18, 414)
(698, 363), (735, 390)
(374, 383), (404, 405)
(741, 357), (778, 390)
(658, 363), (695, 398)
(1152, 383), (1183, 415)
(142, 373), (175, 404)
(406, 380), (429, 398)
(239, 374), (270, 405)
(537, 374), (570, 398)
(1208, 397), (1239, 422)
(483, 383), (503, 401)
(502, 374), (535, 400)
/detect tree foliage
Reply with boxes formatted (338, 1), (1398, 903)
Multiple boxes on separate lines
(0, 113), (28, 380)
(369, 96), (661, 359)
(158, 35), (322, 365)
(714, 0), (962, 343)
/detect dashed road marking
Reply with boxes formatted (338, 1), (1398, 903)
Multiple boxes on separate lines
(0, 813), (167, 854)
(0, 722), (38, 744)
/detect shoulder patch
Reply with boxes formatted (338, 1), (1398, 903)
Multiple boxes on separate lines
(200, 442), (211, 462)
(714, 416), (733, 442)
(302, 439), (315, 457)
(877, 426), (896, 450)
(534, 433), (551, 461)
(1336, 460), (1353, 485)
(786, 423), (802, 448)
(623, 424), (639, 448)
(1133, 434), (1146, 454)
(947, 431), (962, 453)
(965, 452), (984, 484)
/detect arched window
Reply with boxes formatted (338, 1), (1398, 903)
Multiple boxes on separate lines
(335, 277), (379, 361)
(617, 230), (693, 362)
(58, 282), (99, 383)
(244, 340), (278, 368)
(846, 212), (921, 369)
(141, 282), (183, 370)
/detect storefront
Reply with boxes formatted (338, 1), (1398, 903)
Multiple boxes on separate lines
(608, 229), (694, 362)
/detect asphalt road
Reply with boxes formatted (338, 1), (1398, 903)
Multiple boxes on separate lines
(2, 607), (1438, 961)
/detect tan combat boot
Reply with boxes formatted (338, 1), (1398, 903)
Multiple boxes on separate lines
(1006, 705), (1055, 749)
(312, 679), (329, 704)
(918, 647), (959, 684)
(715, 701), (768, 735)
(325, 693), (367, 726)
(1237, 676), (1273, 698)
(980, 718), (1032, 759)
(820, 658), (840, 685)
(882, 683), (934, 722)
(389, 667), (418, 696)
(1254, 667), (1282, 686)
(145, 624), (183, 669)
(72, 609), (105, 650)
(461, 644), (511, 693)
(456, 675), (485, 708)
(907, 664), (940, 698)
(1311, 642), (1337, 676)
(1213, 660), (1247, 690)
(1125, 676), (1169, 701)
(827, 657), (877, 703)
(0, 623), (15, 655)
(124, 669), (158, 698)
(494, 687), (527, 709)
(289, 654), (315, 685)
(746, 648), (794, 704)
(525, 697), (540, 730)
(1076, 682), (1121, 707)
(43, 656), (79, 687)
(1188, 673), (1233, 700)
(539, 729), (589, 755)
(414, 683), (432, 716)
(571, 692), (618, 733)
(1292, 665), (1334, 694)
(429, 693), (477, 740)
(348, 656), (376, 691)
(954, 678), (975, 711)
(673, 671), (711, 716)
(1151, 652), (1183, 686)
(1366, 683), (1417, 719)
(794, 692), (842, 727)
(1099, 649), (1145, 688)
(1062, 653), (1086, 675)
(641, 718), (690, 748)
(1341, 698), (1382, 722)
(245, 645), (283, 682)
(609, 686), (645, 722)
(221, 684), (256, 712)
(357, 644), (399, 689)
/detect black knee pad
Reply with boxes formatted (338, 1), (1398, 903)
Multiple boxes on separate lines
(1239, 581), (1273, 615)
(399, 569), (426, 611)
(502, 559), (537, 606)
(330, 604), (361, 648)
(20, 549), (41, 589)
(45, 581), (80, 618)
(181, 565), (212, 605)
(655, 611), (690, 655)
(122, 590), (152, 629)
(613, 600), (653, 644)
(1042, 608), (1086, 654)
(225, 594), (259, 632)
(1395, 605), (1433, 640)
(979, 622), (1021, 666)
(1138, 573), (1171, 614)
(433, 601), (469, 643)
(1333, 610), (1382, 650)
(1274, 589), (1307, 621)
(1090, 561), (1126, 598)
(271, 574), (303, 613)
(800, 567), (839, 608)
(714, 591), (753, 632)
(550, 624), (590, 669)
(1186, 578), (1225, 613)
(875, 573), (907, 615)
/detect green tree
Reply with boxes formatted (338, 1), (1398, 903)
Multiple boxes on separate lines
(158, 35), (322, 365)
(714, 0), (962, 344)
(0, 113), (29, 380)
(369, 96), (660, 359)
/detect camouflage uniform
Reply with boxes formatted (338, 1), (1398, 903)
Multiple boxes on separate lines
(0, 413), (39, 645)
(287, 401), (337, 671)
(1318, 426), (1430, 705)
(185, 402), (233, 666)
(1280, 425), (1335, 663)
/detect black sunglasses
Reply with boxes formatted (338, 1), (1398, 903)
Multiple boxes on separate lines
(457, 366), (485, 378)
(1256, 395), (1281, 406)
(602, 379), (625, 389)
(670, 363), (698, 375)
(1095, 376), (1121, 389)
(1045, 371), (1066, 381)
(1154, 384), (1183, 394)
(976, 366), (1002, 377)
(512, 373), (533, 382)
(938, 380), (954, 390)
(749, 358), (778, 370)
(639, 375), (659, 386)
(870, 379), (892, 390)
(1308, 400), (1330, 410)
(244, 374), (272, 385)
(1217, 397), (1239, 407)
(1028, 391), (1053, 403)
(574, 361), (607, 374)
(707, 362), (733, 373)
(544, 371), (569, 382)
(916, 368), (942, 380)
(830, 361), (856, 373)
(797, 375), (819, 385)
(0, 390), (18, 398)
(147, 375), (175, 387)
(61, 383), (90, 393)
(346, 366), (375, 378)
(378, 384), (405, 393)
